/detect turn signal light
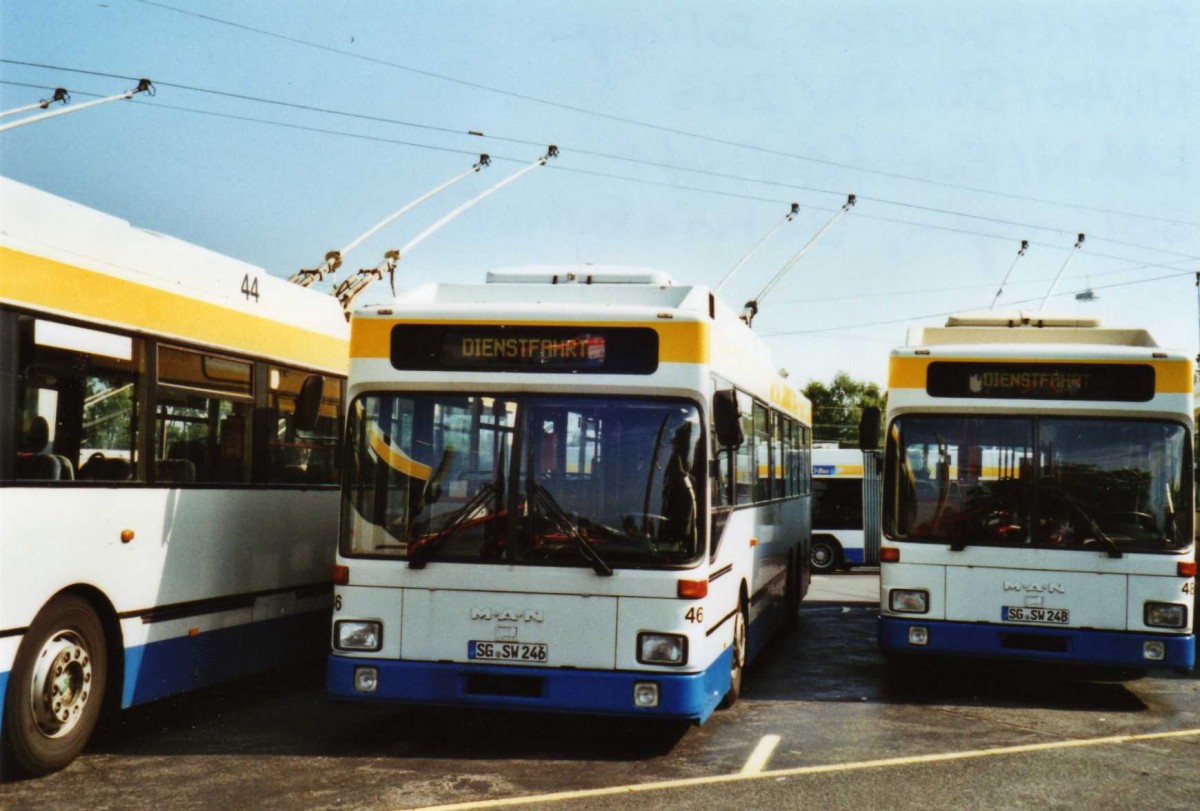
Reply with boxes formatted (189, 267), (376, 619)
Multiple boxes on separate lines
(880, 547), (900, 563)
(1178, 561), (1197, 577)
(678, 579), (708, 599)
(332, 564), (350, 585)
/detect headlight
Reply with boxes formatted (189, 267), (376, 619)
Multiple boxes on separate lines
(335, 620), (383, 651)
(637, 632), (688, 666)
(1144, 602), (1187, 629)
(889, 589), (929, 614)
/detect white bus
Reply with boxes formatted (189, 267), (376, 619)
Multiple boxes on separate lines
(329, 267), (812, 721)
(0, 178), (349, 775)
(877, 314), (1195, 672)
(810, 447), (882, 573)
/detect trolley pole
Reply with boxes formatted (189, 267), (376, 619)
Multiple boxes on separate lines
(290, 154), (491, 288)
(0, 80), (152, 133)
(335, 146), (559, 314)
(0, 88), (69, 119)
(1037, 233), (1085, 311)
(742, 194), (856, 326)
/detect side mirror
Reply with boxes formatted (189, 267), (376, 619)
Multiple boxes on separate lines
(712, 389), (744, 448)
(296, 374), (325, 432)
(858, 406), (881, 451)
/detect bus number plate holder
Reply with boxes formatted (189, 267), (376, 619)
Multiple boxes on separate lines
(1001, 606), (1069, 624)
(468, 641), (548, 663)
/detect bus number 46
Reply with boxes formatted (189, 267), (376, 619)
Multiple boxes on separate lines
(685, 607), (704, 623)
(241, 273), (260, 302)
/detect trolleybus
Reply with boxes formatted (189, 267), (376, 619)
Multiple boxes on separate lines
(0, 177), (349, 775)
(810, 447), (882, 573)
(328, 267), (813, 721)
(877, 314), (1195, 672)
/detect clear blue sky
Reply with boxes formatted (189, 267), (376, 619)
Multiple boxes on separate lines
(2, 0), (1197, 388)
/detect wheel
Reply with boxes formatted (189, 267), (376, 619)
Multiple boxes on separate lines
(810, 537), (841, 574)
(719, 599), (748, 709)
(3, 595), (108, 776)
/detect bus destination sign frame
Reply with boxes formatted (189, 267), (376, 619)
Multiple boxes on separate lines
(925, 361), (1155, 402)
(390, 324), (660, 374)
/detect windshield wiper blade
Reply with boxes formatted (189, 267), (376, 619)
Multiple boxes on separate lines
(529, 482), (613, 576)
(1061, 492), (1123, 559)
(409, 482), (497, 568)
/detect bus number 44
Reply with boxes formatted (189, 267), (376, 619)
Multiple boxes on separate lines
(685, 607), (704, 623)
(241, 273), (260, 302)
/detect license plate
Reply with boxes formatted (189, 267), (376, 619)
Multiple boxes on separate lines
(1002, 606), (1070, 625)
(468, 640), (548, 663)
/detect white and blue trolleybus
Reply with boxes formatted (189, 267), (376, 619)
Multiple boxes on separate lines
(877, 314), (1195, 671)
(0, 178), (349, 774)
(810, 447), (882, 573)
(328, 267), (813, 720)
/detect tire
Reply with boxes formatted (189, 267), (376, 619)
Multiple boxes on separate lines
(3, 595), (108, 776)
(810, 537), (841, 574)
(783, 556), (799, 630)
(719, 599), (748, 709)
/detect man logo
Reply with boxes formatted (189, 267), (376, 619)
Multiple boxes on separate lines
(470, 608), (544, 622)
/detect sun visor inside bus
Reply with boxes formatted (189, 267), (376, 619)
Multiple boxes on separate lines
(389, 325), (659, 374)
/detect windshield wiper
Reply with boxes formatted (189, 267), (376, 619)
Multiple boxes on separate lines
(409, 482), (497, 569)
(1059, 491), (1123, 559)
(528, 482), (614, 576)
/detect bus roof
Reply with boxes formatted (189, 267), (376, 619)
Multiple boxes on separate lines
(906, 312), (1161, 351)
(351, 265), (810, 421)
(0, 176), (348, 372)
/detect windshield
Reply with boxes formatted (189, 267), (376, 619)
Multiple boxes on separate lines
(884, 415), (1191, 553)
(341, 394), (705, 567)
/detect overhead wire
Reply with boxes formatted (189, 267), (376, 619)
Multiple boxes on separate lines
(3, 60), (1198, 262)
(3, 74), (1194, 285)
(124, 1), (1200, 229)
(760, 269), (1196, 336)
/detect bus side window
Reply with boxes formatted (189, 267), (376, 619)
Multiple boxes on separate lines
(156, 346), (253, 484)
(12, 315), (144, 483)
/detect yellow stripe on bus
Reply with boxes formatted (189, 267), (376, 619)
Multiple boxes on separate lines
(888, 356), (1193, 394)
(366, 425), (433, 480)
(0, 247), (347, 372)
(350, 318), (709, 365)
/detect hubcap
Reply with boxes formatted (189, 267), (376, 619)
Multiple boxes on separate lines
(30, 631), (93, 738)
(813, 545), (832, 566)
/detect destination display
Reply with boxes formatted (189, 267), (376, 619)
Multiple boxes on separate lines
(390, 324), (659, 374)
(925, 362), (1155, 402)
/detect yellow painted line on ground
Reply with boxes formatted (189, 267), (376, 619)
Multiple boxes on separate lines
(739, 734), (781, 775)
(404, 727), (1200, 811)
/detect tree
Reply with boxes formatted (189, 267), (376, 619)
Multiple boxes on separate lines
(803, 372), (885, 448)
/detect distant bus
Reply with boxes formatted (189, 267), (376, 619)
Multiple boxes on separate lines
(0, 178), (348, 775)
(810, 447), (881, 573)
(878, 314), (1194, 673)
(328, 267), (813, 722)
